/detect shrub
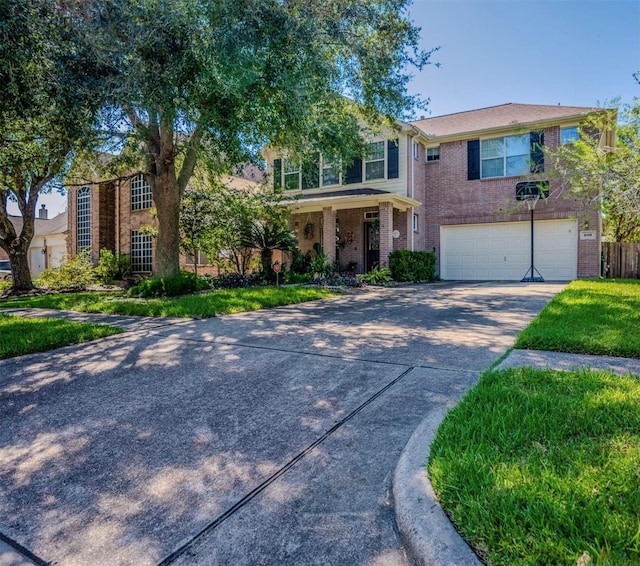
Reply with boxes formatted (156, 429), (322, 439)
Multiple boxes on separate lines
(315, 273), (363, 287)
(310, 253), (334, 278)
(127, 271), (211, 298)
(209, 273), (252, 289)
(94, 249), (132, 284)
(290, 248), (313, 275)
(358, 266), (392, 285)
(38, 251), (96, 290)
(389, 250), (436, 282)
(284, 272), (313, 284)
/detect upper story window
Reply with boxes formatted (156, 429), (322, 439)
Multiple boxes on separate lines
(283, 158), (300, 191)
(77, 187), (91, 250)
(561, 126), (579, 145)
(412, 141), (420, 159)
(426, 147), (440, 162)
(481, 134), (530, 178)
(322, 159), (339, 186)
(365, 141), (385, 180)
(131, 174), (152, 210)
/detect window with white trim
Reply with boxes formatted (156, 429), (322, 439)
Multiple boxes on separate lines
(561, 126), (579, 145)
(426, 147), (440, 162)
(131, 174), (152, 210)
(412, 141), (419, 159)
(481, 134), (529, 178)
(131, 230), (152, 272)
(365, 141), (385, 180)
(322, 159), (339, 186)
(283, 158), (300, 191)
(413, 213), (419, 232)
(185, 250), (209, 265)
(77, 187), (91, 250)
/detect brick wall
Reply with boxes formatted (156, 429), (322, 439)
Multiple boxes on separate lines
(421, 126), (600, 277)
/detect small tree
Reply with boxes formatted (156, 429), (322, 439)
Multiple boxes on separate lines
(546, 100), (640, 242)
(241, 222), (298, 275)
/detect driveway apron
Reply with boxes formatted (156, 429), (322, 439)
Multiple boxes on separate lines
(0, 282), (564, 566)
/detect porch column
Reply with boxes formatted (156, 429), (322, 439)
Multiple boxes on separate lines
(379, 201), (393, 267)
(322, 206), (336, 264)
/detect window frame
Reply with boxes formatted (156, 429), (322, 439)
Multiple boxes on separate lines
(413, 213), (419, 232)
(412, 141), (420, 160)
(480, 133), (530, 179)
(561, 126), (579, 145)
(426, 147), (440, 162)
(131, 174), (153, 211)
(365, 141), (386, 181)
(130, 230), (153, 273)
(77, 186), (91, 250)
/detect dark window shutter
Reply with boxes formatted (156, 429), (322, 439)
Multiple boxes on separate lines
(344, 157), (363, 185)
(301, 156), (320, 190)
(467, 140), (480, 180)
(530, 131), (544, 173)
(273, 159), (282, 190)
(387, 139), (399, 179)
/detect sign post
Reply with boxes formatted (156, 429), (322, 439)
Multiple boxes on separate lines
(273, 263), (281, 286)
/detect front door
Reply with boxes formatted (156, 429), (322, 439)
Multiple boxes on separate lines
(364, 222), (379, 272)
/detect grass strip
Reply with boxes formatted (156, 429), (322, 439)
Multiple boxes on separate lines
(515, 279), (640, 358)
(0, 286), (336, 318)
(0, 314), (122, 359)
(429, 366), (640, 566)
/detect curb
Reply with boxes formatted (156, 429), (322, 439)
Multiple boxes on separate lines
(393, 407), (481, 566)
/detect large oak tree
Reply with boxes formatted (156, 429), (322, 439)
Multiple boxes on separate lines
(90, 0), (431, 276)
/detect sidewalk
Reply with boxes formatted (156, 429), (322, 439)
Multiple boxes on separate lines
(394, 348), (640, 566)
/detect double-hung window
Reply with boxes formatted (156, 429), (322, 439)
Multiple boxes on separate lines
(426, 147), (440, 162)
(481, 134), (530, 178)
(561, 126), (579, 145)
(283, 158), (300, 191)
(365, 141), (385, 180)
(322, 158), (339, 186)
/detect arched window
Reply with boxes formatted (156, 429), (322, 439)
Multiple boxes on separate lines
(77, 187), (91, 250)
(131, 174), (152, 210)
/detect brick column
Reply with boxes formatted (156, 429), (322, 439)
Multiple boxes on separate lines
(379, 201), (393, 267)
(322, 206), (336, 264)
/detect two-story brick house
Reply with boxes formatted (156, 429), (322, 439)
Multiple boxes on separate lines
(67, 172), (259, 274)
(268, 103), (607, 280)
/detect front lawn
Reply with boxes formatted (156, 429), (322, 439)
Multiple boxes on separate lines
(0, 286), (337, 318)
(429, 366), (640, 566)
(0, 314), (122, 359)
(515, 279), (640, 358)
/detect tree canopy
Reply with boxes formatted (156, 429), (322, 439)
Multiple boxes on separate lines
(84, 0), (432, 276)
(0, 0), (111, 290)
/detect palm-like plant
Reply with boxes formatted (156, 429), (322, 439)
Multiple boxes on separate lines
(241, 221), (298, 273)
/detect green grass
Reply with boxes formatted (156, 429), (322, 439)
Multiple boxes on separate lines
(0, 314), (122, 359)
(515, 279), (640, 358)
(0, 286), (337, 318)
(429, 367), (640, 566)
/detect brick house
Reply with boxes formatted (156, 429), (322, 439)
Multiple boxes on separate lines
(266, 103), (608, 280)
(67, 173), (259, 274)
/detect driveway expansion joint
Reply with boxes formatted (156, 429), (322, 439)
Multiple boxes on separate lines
(157, 366), (416, 566)
(0, 531), (50, 566)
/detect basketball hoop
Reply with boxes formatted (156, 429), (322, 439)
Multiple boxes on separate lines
(522, 193), (540, 211)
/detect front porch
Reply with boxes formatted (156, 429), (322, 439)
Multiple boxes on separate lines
(285, 189), (420, 273)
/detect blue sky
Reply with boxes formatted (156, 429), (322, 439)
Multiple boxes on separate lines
(26, 0), (640, 217)
(407, 0), (639, 117)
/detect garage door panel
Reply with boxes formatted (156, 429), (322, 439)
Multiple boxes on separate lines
(441, 220), (577, 281)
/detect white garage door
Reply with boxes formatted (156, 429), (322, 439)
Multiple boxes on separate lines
(440, 220), (578, 281)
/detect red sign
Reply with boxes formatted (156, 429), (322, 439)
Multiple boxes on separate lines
(273, 264), (281, 273)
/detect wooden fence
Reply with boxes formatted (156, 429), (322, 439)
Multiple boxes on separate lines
(602, 242), (640, 279)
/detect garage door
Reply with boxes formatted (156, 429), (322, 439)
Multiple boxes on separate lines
(440, 220), (577, 281)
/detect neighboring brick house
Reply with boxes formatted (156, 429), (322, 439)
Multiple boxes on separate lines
(266, 103), (608, 280)
(67, 172), (259, 275)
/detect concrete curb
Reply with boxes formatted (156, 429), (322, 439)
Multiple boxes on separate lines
(393, 407), (481, 566)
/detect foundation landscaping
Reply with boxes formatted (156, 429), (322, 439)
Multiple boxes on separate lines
(428, 279), (640, 566)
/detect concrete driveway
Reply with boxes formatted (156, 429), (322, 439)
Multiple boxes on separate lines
(0, 282), (563, 566)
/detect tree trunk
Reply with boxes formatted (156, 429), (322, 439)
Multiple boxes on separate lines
(6, 243), (34, 291)
(261, 249), (273, 272)
(152, 171), (182, 278)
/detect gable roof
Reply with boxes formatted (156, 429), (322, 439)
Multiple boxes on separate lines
(411, 103), (600, 140)
(9, 212), (68, 237)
